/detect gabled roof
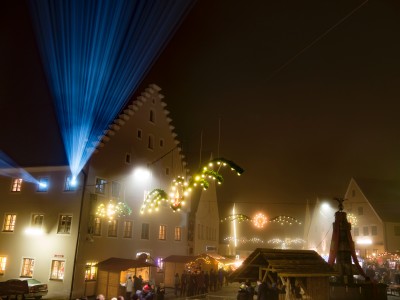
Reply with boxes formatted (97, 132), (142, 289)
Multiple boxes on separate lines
(229, 248), (336, 281)
(97, 257), (155, 272)
(352, 178), (400, 223)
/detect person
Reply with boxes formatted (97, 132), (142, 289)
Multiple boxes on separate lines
(118, 296), (125, 300)
(237, 283), (250, 300)
(156, 283), (165, 300)
(174, 273), (180, 296)
(134, 275), (143, 293)
(126, 276), (134, 300)
(96, 294), (105, 300)
(180, 271), (187, 296)
(139, 284), (153, 300)
(257, 281), (269, 300)
(245, 281), (255, 300)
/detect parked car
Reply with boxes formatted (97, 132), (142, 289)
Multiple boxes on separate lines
(2, 278), (48, 299)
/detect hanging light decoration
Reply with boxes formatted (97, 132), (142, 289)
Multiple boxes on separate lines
(269, 215), (302, 226)
(347, 212), (358, 226)
(220, 214), (251, 223)
(141, 157), (244, 213)
(96, 200), (132, 222)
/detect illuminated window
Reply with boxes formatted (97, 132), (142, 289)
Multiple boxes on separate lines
(21, 258), (34, 277)
(157, 258), (164, 271)
(158, 225), (166, 240)
(31, 214), (44, 228)
(108, 220), (118, 237)
(353, 227), (359, 236)
(141, 223), (149, 240)
(95, 178), (107, 194)
(174, 227), (181, 241)
(37, 177), (49, 192)
(64, 176), (77, 191)
(93, 217), (101, 236)
(3, 214), (16, 232)
(371, 226), (377, 236)
(149, 109), (155, 123)
(123, 221), (133, 238)
(11, 178), (22, 192)
(0, 256), (7, 275)
(148, 135), (154, 150)
(57, 215), (72, 234)
(85, 262), (98, 281)
(50, 260), (65, 280)
(112, 181), (121, 198)
(137, 129), (142, 139)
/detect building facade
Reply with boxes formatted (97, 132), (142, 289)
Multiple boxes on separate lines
(0, 84), (220, 299)
(344, 177), (400, 258)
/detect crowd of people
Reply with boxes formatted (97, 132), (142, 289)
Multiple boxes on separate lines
(174, 268), (229, 297)
(237, 279), (304, 300)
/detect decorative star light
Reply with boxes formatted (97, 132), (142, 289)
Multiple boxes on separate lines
(252, 213), (268, 228)
(141, 158), (244, 213)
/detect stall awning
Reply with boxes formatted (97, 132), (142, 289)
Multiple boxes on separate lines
(97, 257), (155, 272)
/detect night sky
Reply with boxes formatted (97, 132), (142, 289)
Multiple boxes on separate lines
(2, 0), (400, 227)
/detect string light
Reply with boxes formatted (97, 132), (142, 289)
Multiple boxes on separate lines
(96, 200), (132, 222)
(220, 214), (251, 223)
(347, 213), (358, 226)
(269, 215), (302, 226)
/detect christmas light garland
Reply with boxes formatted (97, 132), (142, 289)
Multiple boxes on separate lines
(140, 158), (244, 213)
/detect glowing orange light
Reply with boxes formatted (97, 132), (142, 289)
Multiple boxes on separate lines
(252, 213), (268, 228)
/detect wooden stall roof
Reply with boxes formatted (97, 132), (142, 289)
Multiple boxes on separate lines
(97, 257), (155, 272)
(229, 248), (337, 281)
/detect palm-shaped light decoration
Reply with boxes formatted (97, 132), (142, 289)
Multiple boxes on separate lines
(96, 199), (132, 222)
(141, 157), (244, 213)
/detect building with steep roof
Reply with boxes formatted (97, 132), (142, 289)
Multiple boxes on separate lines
(343, 177), (400, 257)
(0, 84), (221, 299)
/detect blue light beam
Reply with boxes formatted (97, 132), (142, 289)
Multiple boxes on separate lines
(28, 0), (196, 178)
(0, 151), (39, 184)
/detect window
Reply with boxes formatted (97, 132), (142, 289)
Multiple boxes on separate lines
(64, 176), (77, 191)
(11, 178), (22, 192)
(141, 223), (149, 240)
(137, 129), (142, 139)
(371, 226), (378, 236)
(357, 206), (363, 215)
(394, 226), (400, 236)
(50, 260), (65, 280)
(112, 181), (121, 198)
(159, 139), (164, 148)
(159, 225), (166, 240)
(174, 227), (181, 241)
(57, 215), (72, 234)
(149, 110), (155, 123)
(363, 226), (369, 236)
(31, 214), (44, 228)
(95, 178), (107, 194)
(93, 217), (102, 236)
(353, 227), (359, 236)
(0, 256), (7, 275)
(3, 214), (16, 232)
(21, 258), (34, 277)
(85, 262), (97, 281)
(108, 220), (118, 237)
(125, 153), (131, 164)
(148, 135), (154, 150)
(37, 177), (49, 192)
(123, 221), (133, 238)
